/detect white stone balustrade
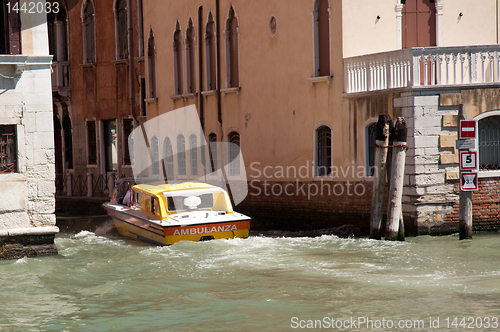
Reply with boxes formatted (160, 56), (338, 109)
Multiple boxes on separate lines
(344, 45), (500, 94)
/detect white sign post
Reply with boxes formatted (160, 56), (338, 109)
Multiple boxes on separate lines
(457, 105), (478, 240)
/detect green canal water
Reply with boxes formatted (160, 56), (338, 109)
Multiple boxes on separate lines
(1, 220), (500, 331)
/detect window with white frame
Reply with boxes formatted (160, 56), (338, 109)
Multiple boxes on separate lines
(115, 0), (128, 60)
(479, 115), (500, 172)
(316, 126), (331, 176)
(82, 0), (95, 64)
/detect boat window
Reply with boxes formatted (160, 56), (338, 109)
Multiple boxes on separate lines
(167, 193), (214, 212)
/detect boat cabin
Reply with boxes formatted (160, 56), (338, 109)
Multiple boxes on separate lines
(128, 182), (234, 220)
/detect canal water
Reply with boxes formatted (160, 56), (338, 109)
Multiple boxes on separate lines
(1, 219), (500, 331)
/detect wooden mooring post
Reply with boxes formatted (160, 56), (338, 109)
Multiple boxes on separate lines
(385, 117), (407, 241)
(370, 115), (392, 239)
(458, 104), (474, 240)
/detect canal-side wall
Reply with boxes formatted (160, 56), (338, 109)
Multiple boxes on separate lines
(0, 14), (59, 259)
(393, 88), (500, 234)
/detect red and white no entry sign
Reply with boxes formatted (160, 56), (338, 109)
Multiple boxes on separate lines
(459, 120), (477, 139)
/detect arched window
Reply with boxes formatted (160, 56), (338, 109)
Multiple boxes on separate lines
(206, 12), (216, 91)
(147, 29), (156, 98)
(316, 126), (331, 176)
(63, 114), (73, 169)
(186, 19), (196, 93)
(209, 133), (217, 172)
(479, 115), (500, 171)
(314, 0), (330, 77)
(162, 137), (174, 180)
(365, 122), (377, 176)
(190, 134), (198, 176)
(48, 4), (69, 62)
(151, 136), (159, 175)
(228, 131), (240, 176)
(174, 22), (183, 95)
(226, 6), (239, 88)
(82, 0), (96, 63)
(137, 0), (144, 57)
(177, 134), (186, 175)
(115, 0), (128, 60)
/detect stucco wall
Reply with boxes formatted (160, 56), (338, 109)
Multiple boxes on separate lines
(342, 0), (400, 58)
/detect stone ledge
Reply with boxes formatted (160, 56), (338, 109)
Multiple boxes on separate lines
(0, 232), (58, 260)
(0, 226), (59, 237)
(0, 243), (57, 260)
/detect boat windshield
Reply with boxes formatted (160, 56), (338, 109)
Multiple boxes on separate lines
(167, 193), (214, 212)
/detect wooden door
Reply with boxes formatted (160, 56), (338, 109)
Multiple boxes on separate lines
(402, 0), (436, 48)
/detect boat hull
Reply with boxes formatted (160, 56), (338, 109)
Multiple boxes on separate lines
(104, 203), (250, 246)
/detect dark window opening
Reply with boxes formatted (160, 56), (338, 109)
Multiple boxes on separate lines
(147, 30), (156, 98)
(174, 22), (183, 95)
(228, 131), (240, 176)
(63, 114), (73, 169)
(316, 0), (330, 77)
(208, 133), (217, 173)
(116, 0), (128, 60)
(206, 13), (216, 91)
(0, 0), (21, 55)
(186, 19), (196, 93)
(87, 120), (97, 165)
(226, 6), (239, 88)
(123, 119), (133, 165)
(177, 134), (186, 175)
(0, 125), (16, 173)
(479, 115), (500, 171)
(316, 126), (331, 176)
(83, 0), (95, 63)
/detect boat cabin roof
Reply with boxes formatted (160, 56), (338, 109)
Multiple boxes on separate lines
(133, 182), (221, 197)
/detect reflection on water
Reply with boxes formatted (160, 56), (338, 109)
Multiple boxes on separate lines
(1, 219), (500, 331)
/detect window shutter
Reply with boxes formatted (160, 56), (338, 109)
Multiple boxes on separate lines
(7, 0), (21, 54)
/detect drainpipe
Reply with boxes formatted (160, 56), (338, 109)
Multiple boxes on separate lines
(198, 6), (204, 130)
(216, 0), (222, 125)
(128, 0), (139, 125)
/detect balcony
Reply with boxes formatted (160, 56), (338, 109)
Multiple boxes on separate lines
(344, 45), (500, 94)
(51, 61), (70, 99)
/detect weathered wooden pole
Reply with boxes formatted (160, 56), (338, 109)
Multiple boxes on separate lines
(458, 104), (473, 240)
(386, 117), (407, 241)
(370, 114), (392, 239)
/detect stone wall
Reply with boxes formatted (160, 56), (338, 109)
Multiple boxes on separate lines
(393, 88), (500, 234)
(0, 19), (59, 259)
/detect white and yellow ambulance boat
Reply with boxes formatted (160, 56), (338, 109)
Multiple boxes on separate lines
(103, 181), (251, 246)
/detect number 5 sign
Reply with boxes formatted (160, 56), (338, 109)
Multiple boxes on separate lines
(460, 151), (477, 170)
